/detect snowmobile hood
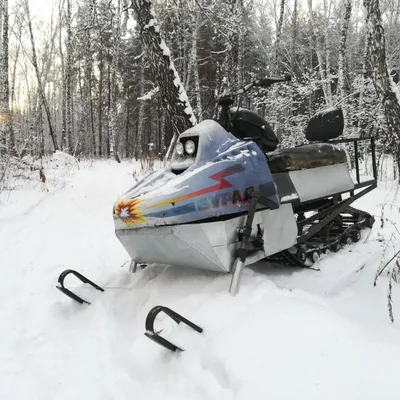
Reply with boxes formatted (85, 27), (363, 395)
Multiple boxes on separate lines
(113, 120), (279, 229)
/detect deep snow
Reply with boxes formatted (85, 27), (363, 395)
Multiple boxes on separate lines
(1, 156), (400, 399)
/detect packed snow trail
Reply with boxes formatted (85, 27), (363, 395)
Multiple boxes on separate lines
(1, 160), (400, 399)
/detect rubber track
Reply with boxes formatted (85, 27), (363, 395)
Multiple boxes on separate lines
(265, 206), (374, 268)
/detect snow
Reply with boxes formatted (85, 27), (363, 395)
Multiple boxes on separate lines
(314, 106), (339, 116)
(1, 159), (400, 399)
(138, 86), (160, 101)
(389, 72), (400, 105)
(160, 39), (171, 57)
(144, 18), (156, 30)
(281, 193), (299, 202)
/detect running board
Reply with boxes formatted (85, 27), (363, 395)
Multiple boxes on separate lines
(144, 306), (203, 352)
(56, 269), (104, 305)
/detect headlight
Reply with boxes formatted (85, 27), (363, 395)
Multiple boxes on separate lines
(176, 142), (184, 156)
(185, 140), (196, 155)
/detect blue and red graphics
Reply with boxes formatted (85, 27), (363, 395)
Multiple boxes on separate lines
(114, 120), (279, 228)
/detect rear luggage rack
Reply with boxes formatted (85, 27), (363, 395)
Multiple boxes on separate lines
(328, 136), (378, 190)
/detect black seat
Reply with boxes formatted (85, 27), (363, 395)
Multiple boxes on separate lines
(268, 143), (347, 173)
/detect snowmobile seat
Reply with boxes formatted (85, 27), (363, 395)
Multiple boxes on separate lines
(268, 143), (347, 173)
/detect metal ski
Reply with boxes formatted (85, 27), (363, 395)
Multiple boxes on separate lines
(56, 269), (104, 305)
(144, 306), (203, 352)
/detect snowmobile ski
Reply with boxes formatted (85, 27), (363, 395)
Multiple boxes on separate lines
(144, 306), (203, 352)
(56, 269), (104, 305)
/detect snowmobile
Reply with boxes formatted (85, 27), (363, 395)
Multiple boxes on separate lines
(57, 75), (377, 306)
(55, 74), (377, 352)
(110, 74), (377, 295)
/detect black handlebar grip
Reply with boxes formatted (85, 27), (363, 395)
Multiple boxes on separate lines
(254, 75), (291, 87)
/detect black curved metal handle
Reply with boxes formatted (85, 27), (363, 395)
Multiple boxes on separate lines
(56, 269), (104, 305)
(144, 306), (203, 352)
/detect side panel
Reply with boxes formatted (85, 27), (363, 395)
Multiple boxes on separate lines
(115, 204), (298, 273)
(289, 163), (354, 203)
(116, 225), (228, 272)
(273, 172), (300, 203)
(261, 203), (298, 257)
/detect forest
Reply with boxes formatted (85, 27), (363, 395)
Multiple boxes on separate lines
(3, 2), (400, 396)
(0, 0), (399, 172)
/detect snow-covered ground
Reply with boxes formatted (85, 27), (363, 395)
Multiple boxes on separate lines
(1, 156), (400, 399)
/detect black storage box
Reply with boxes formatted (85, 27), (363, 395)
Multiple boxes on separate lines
(229, 108), (279, 152)
(305, 107), (344, 141)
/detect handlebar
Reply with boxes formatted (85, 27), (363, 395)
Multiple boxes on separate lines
(254, 74), (291, 87)
(217, 74), (291, 105)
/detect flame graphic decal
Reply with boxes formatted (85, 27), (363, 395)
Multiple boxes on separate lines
(114, 199), (146, 226)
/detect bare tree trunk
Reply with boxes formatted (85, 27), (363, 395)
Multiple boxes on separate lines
(59, 0), (67, 150)
(291, 0), (298, 74)
(364, 0), (400, 151)
(338, 0), (352, 131)
(24, 0), (58, 152)
(274, 0), (285, 72)
(137, 57), (145, 158)
(38, 104), (44, 157)
(193, 41), (202, 120)
(109, 0), (122, 161)
(358, 13), (372, 136)
(106, 51), (111, 156)
(98, 48), (103, 157)
(66, 0), (73, 152)
(237, 2), (245, 89)
(0, 0), (12, 156)
(0, 0), (5, 156)
(10, 13), (23, 154)
(308, 0), (331, 105)
(125, 104), (130, 158)
(130, 0), (196, 135)
(185, 11), (202, 119)
(82, 0), (96, 156)
(323, 0), (333, 102)
(2, 0), (11, 151)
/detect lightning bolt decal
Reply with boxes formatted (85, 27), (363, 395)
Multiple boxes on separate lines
(146, 164), (245, 210)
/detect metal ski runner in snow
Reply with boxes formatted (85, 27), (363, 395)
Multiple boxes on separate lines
(144, 306), (203, 352)
(55, 269), (105, 304)
(112, 74), (377, 295)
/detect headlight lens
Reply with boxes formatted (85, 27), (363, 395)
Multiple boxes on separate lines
(176, 142), (184, 156)
(185, 140), (196, 155)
